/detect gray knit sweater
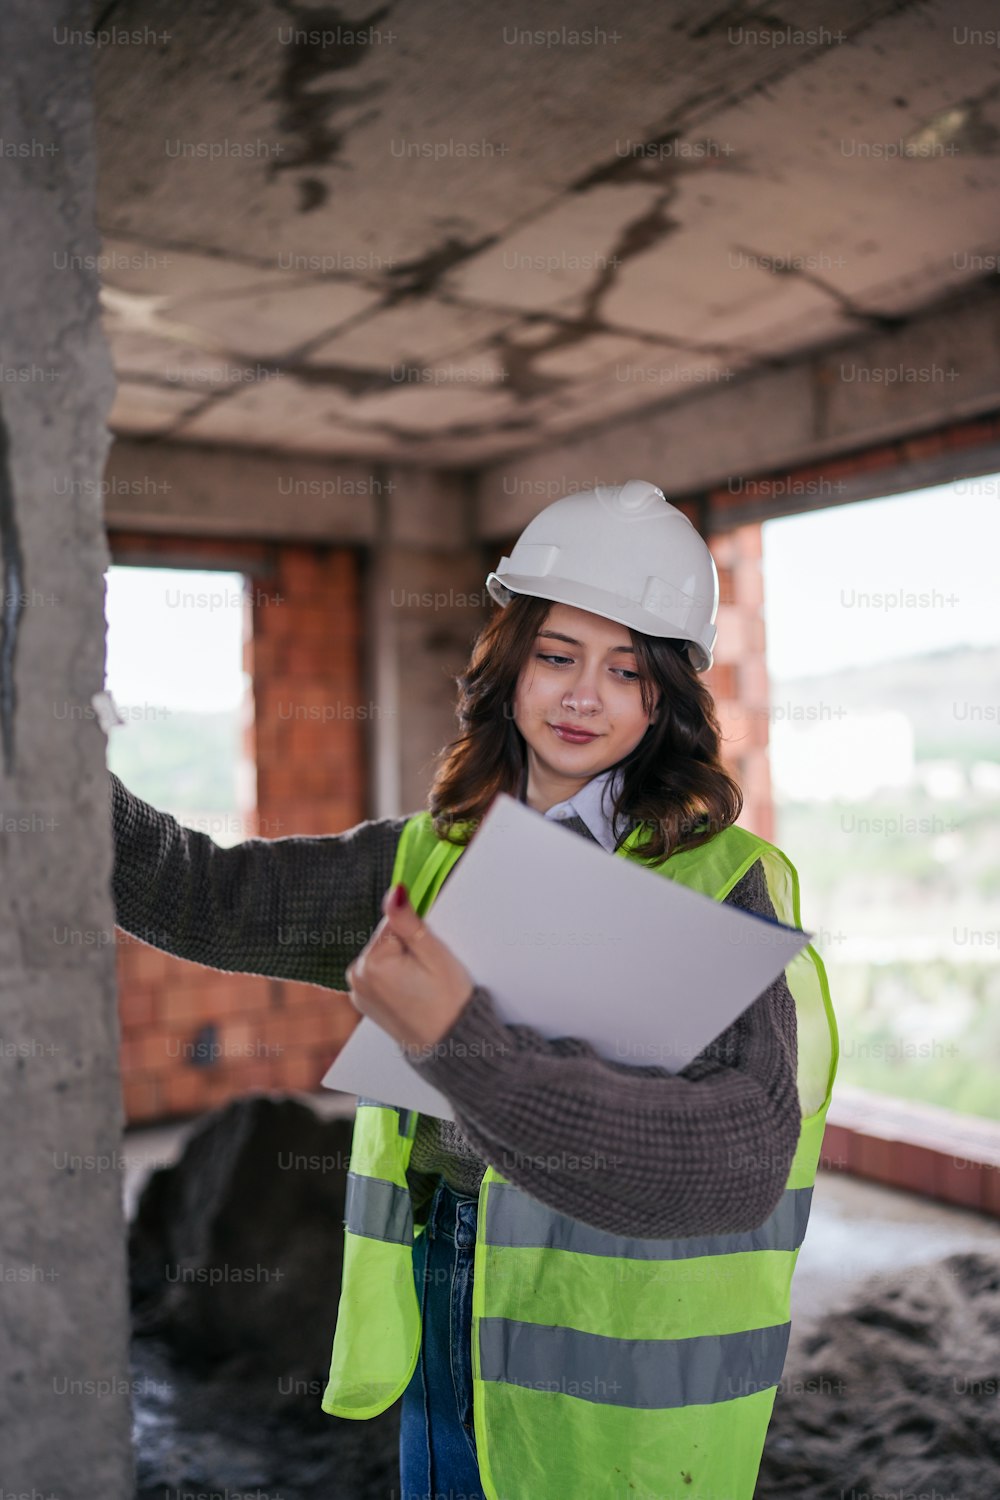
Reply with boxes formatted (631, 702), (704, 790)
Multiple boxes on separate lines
(108, 771), (800, 1239)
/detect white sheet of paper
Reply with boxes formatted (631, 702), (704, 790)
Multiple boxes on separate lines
(322, 792), (811, 1120)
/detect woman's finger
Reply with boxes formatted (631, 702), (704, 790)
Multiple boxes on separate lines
(380, 884), (436, 963)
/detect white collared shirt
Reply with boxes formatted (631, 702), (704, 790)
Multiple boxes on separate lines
(540, 764), (627, 853)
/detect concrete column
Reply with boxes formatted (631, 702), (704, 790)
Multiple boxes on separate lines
(366, 469), (490, 816)
(0, 4), (133, 1494)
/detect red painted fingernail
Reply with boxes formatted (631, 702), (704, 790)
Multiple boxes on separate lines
(391, 883), (408, 909)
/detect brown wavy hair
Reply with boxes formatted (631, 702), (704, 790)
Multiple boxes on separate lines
(427, 593), (743, 863)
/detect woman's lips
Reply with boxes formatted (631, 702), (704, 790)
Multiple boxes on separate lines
(550, 724), (599, 744)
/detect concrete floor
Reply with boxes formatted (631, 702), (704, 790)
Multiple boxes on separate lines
(790, 1167), (1000, 1340)
(122, 1092), (1000, 1334)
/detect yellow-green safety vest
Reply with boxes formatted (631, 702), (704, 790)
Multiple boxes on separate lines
(322, 809), (839, 1500)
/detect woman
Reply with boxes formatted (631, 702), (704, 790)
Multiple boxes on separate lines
(109, 480), (837, 1500)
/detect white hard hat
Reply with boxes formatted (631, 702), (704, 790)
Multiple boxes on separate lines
(485, 480), (719, 671)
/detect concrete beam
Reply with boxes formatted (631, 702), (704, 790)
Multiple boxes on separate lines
(0, 3), (133, 1492)
(103, 440), (474, 550)
(475, 279), (1000, 536)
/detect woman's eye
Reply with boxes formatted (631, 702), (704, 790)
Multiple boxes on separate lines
(536, 652), (639, 683)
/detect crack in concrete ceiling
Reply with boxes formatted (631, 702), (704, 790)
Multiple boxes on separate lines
(269, 0), (394, 211)
(92, 0), (1000, 464)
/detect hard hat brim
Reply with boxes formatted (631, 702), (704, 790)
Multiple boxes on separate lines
(485, 571), (714, 672)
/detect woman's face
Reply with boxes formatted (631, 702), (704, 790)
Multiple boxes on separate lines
(512, 601), (660, 793)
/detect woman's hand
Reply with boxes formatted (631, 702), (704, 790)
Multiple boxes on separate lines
(345, 883), (475, 1058)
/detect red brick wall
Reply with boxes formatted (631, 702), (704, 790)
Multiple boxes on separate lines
(706, 523), (773, 842)
(108, 532), (365, 1124)
(250, 546), (367, 834)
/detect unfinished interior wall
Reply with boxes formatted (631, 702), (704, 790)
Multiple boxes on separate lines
(0, 1), (133, 1491)
(107, 488), (486, 1125)
(106, 532), (366, 1122)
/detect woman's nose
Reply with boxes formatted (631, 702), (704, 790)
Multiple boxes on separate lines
(562, 667), (602, 709)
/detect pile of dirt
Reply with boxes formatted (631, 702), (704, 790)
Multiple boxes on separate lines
(129, 1095), (398, 1499)
(758, 1251), (1000, 1498)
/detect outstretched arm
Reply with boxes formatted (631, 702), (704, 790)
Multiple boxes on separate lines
(108, 769), (409, 990)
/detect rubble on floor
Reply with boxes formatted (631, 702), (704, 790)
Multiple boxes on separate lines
(758, 1249), (1000, 1498)
(129, 1095), (398, 1499)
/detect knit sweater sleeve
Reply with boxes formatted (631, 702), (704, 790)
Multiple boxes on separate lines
(107, 769), (406, 990)
(407, 857), (801, 1239)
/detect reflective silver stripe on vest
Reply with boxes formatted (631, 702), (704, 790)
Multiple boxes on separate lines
(484, 1183), (813, 1260)
(356, 1098), (415, 1137)
(344, 1172), (412, 1246)
(478, 1317), (790, 1408)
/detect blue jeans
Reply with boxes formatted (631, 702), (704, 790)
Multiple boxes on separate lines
(398, 1179), (486, 1500)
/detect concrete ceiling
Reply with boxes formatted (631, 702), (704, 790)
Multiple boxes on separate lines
(93, 0), (1000, 468)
